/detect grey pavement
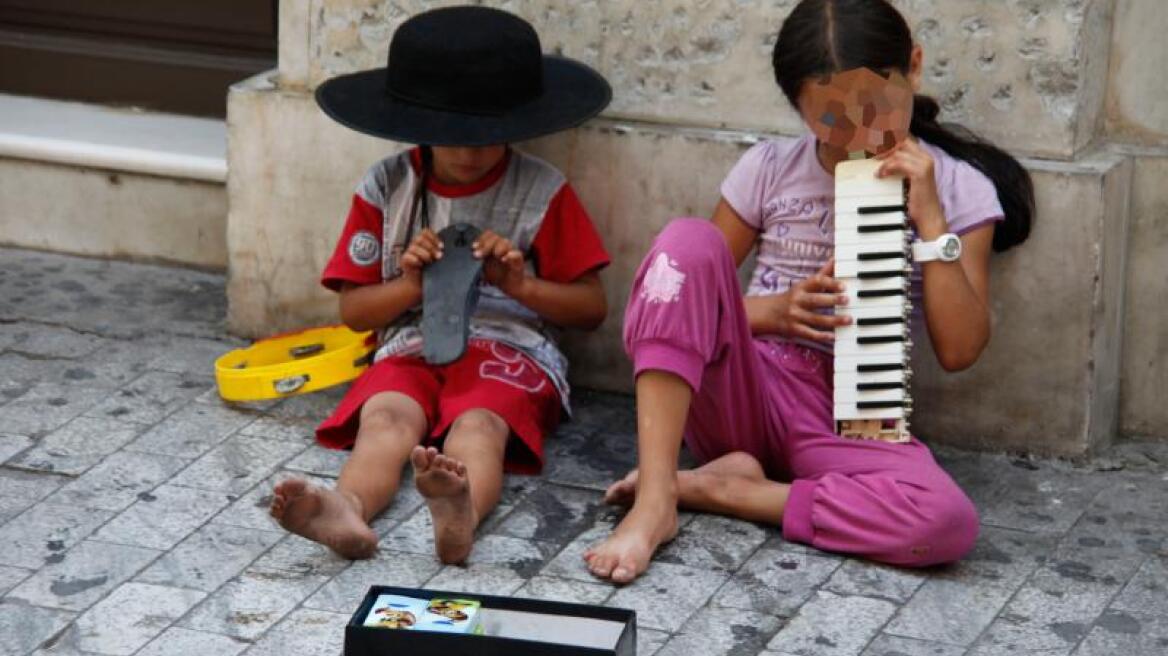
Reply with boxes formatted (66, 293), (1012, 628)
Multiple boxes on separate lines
(1, 246), (1166, 656)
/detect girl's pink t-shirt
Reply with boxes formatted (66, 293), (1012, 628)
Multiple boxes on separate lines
(721, 134), (1005, 347)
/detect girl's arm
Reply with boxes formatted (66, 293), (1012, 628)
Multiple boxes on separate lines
(877, 139), (992, 371)
(712, 199), (851, 341)
(337, 228), (442, 332)
(474, 231), (607, 330)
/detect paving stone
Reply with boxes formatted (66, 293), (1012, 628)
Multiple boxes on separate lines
(180, 568), (331, 640)
(136, 523), (284, 592)
(976, 567), (1127, 652)
(380, 508), (437, 556)
(0, 503), (115, 569)
(84, 371), (210, 425)
(168, 436), (304, 494)
(636, 627), (672, 656)
(712, 549), (842, 617)
(962, 645), (1071, 656)
(239, 416), (318, 443)
(426, 561), (529, 596)
(135, 627), (250, 656)
(2, 324), (103, 360)
(284, 444), (349, 478)
(0, 433), (32, 463)
(656, 605), (783, 656)
(860, 634), (966, 656)
(542, 423), (638, 491)
(0, 564), (31, 595)
(765, 590), (898, 656)
(1074, 608), (1168, 656)
(249, 534), (352, 580)
(493, 483), (606, 544)
(823, 558), (929, 603)
(47, 450), (190, 511)
(1109, 554), (1168, 616)
(7, 539), (160, 611)
(145, 335), (243, 376)
(883, 579), (1016, 646)
(125, 403), (255, 459)
(369, 468), (427, 536)
(655, 514), (770, 572)
(304, 548), (443, 614)
(264, 388), (347, 423)
(7, 416), (144, 475)
(71, 582), (205, 655)
(91, 484), (231, 550)
(933, 526), (1058, 588)
(0, 493), (35, 525)
(606, 561), (728, 632)
(0, 382), (108, 436)
(0, 468), (68, 500)
(243, 607), (350, 656)
(0, 599), (75, 656)
(978, 466), (1111, 534)
(514, 575), (613, 605)
(538, 523), (616, 583)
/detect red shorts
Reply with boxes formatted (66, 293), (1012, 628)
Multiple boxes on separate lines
(316, 339), (561, 474)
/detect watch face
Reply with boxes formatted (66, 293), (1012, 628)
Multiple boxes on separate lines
(940, 236), (961, 260)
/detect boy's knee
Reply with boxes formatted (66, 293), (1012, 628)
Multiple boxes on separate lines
(359, 393), (426, 434)
(448, 409), (509, 440)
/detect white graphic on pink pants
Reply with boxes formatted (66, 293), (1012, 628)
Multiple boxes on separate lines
(480, 342), (548, 393)
(641, 252), (686, 304)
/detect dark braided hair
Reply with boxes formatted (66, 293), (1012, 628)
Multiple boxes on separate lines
(773, 0), (1033, 251)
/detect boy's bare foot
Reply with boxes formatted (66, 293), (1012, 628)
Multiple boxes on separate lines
(583, 497), (678, 584)
(412, 446), (475, 564)
(270, 478), (377, 559)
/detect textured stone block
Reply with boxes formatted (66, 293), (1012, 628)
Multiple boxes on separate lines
(293, 0), (1113, 159)
(824, 559), (929, 603)
(9, 416), (143, 475)
(0, 433), (32, 464)
(0, 599), (75, 656)
(85, 371), (210, 426)
(8, 539), (160, 611)
(1119, 154), (1168, 438)
(606, 561), (728, 632)
(766, 590), (898, 656)
(167, 436), (304, 495)
(1075, 608), (1168, 656)
(304, 548), (442, 614)
(911, 151), (1132, 455)
(126, 403), (255, 459)
(657, 606), (783, 656)
(884, 579), (1016, 646)
(244, 608), (350, 656)
(655, 514), (769, 572)
(861, 635), (966, 656)
(0, 382), (108, 436)
(47, 450), (190, 512)
(135, 523), (283, 592)
(0, 564), (31, 594)
(1110, 555), (1168, 616)
(91, 484), (231, 551)
(71, 582), (205, 655)
(1106, 1), (1168, 147)
(0, 503), (114, 569)
(514, 575), (613, 606)
(713, 549), (842, 618)
(179, 568), (330, 640)
(135, 627), (249, 656)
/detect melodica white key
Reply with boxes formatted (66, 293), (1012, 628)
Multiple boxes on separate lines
(834, 158), (911, 443)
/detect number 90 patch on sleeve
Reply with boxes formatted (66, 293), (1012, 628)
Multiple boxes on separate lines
(348, 230), (381, 267)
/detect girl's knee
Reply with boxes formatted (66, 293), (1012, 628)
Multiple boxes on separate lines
(650, 219), (730, 268)
(899, 490), (979, 567)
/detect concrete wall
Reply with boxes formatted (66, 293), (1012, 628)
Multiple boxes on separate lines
(227, 0), (1168, 451)
(0, 158), (227, 270)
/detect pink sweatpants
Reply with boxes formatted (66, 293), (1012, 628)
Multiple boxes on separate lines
(624, 219), (979, 567)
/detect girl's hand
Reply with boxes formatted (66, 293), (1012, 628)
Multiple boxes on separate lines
(399, 228), (442, 288)
(772, 259), (851, 342)
(876, 138), (948, 238)
(474, 230), (528, 297)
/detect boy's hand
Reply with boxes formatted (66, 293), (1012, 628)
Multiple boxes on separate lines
(399, 228), (442, 288)
(474, 230), (528, 297)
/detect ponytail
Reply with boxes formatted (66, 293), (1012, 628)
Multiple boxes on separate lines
(774, 0), (1034, 251)
(909, 95), (1033, 251)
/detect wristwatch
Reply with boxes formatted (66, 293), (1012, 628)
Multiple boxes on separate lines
(912, 233), (962, 263)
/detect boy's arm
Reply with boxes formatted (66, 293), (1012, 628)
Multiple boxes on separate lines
(337, 228), (441, 332)
(474, 230), (607, 330)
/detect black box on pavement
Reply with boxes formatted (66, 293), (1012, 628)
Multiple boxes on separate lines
(345, 585), (637, 656)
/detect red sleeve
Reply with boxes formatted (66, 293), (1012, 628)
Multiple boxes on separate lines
(530, 184), (611, 284)
(320, 194), (384, 292)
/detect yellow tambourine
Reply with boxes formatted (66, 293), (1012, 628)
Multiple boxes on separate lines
(215, 325), (375, 402)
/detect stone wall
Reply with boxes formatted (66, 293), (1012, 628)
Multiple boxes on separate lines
(228, 0), (1168, 452)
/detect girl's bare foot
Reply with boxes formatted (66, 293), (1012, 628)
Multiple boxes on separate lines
(604, 452), (768, 508)
(412, 446), (475, 564)
(584, 496), (678, 584)
(270, 478), (378, 559)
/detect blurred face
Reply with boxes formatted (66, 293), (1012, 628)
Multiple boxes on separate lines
(430, 145), (507, 185)
(797, 67), (914, 156)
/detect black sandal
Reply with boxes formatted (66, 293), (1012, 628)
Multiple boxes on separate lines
(421, 222), (483, 365)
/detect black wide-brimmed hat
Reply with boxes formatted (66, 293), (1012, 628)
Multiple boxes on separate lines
(315, 6), (611, 146)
